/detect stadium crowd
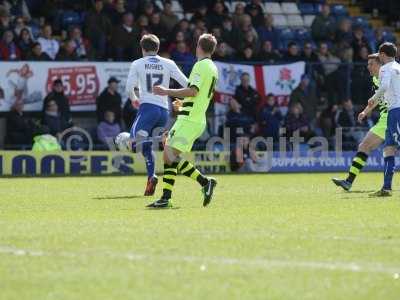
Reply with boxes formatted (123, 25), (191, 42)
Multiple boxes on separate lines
(1, 0), (399, 150)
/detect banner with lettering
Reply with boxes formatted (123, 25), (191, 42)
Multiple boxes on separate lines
(0, 150), (389, 176)
(0, 61), (305, 112)
(0, 61), (130, 112)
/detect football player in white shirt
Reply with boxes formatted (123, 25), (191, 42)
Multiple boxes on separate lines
(124, 34), (188, 196)
(359, 42), (400, 196)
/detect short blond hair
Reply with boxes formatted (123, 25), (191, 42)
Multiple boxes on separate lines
(198, 33), (217, 55)
(140, 34), (160, 52)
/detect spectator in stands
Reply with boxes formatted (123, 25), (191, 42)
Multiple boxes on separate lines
(245, 0), (264, 28)
(13, 16), (31, 38)
(141, 1), (158, 20)
(234, 72), (260, 123)
(105, 0), (126, 25)
(0, 7), (11, 37)
(213, 42), (232, 61)
(171, 41), (195, 75)
(337, 99), (357, 128)
(336, 99), (359, 147)
(69, 26), (91, 60)
(97, 110), (121, 148)
(96, 77), (122, 123)
(37, 24), (59, 60)
(237, 46), (257, 62)
(112, 12), (140, 61)
(226, 99), (254, 140)
(317, 42), (342, 104)
(301, 42), (318, 63)
(230, 132), (258, 172)
(0, 0), (31, 22)
(27, 42), (50, 61)
(206, 1), (226, 28)
(311, 3), (336, 42)
(258, 93), (282, 142)
(236, 14), (258, 54)
(167, 30), (185, 53)
(149, 12), (167, 44)
(6, 99), (34, 147)
(136, 15), (149, 32)
(257, 40), (280, 63)
(318, 104), (338, 139)
(257, 14), (279, 49)
(123, 98), (138, 129)
(352, 26), (371, 61)
(17, 27), (32, 59)
(221, 16), (236, 48)
(42, 79), (71, 123)
(239, 30), (260, 55)
(190, 3), (206, 24)
(285, 102), (314, 141)
(282, 41), (301, 62)
(335, 18), (353, 48)
(232, 2), (245, 28)
(56, 40), (80, 61)
(351, 46), (371, 105)
(84, 0), (112, 60)
(42, 99), (70, 137)
(374, 28), (385, 50)
(173, 18), (191, 42)
(0, 30), (21, 60)
(160, 0), (179, 33)
(289, 74), (318, 121)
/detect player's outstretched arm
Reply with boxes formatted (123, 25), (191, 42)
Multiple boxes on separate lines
(153, 85), (198, 98)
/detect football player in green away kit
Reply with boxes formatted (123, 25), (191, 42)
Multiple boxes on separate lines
(332, 53), (387, 191)
(147, 34), (219, 208)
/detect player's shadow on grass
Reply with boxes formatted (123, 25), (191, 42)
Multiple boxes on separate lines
(93, 195), (144, 200)
(347, 190), (375, 194)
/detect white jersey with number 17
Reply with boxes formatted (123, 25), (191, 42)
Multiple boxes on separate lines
(125, 55), (188, 109)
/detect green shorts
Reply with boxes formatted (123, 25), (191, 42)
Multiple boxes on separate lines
(166, 118), (206, 153)
(370, 113), (387, 139)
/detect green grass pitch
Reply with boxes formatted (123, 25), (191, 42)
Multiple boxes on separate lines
(0, 173), (399, 300)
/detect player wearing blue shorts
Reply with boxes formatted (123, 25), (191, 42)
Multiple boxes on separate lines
(124, 34), (188, 195)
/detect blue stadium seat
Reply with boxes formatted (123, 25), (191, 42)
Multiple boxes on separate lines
(295, 28), (311, 42)
(382, 30), (396, 43)
(352, 16), (369, 29)
(298, 3), (315, 15)
(279, 28), (295, 49)
(331, 4), (348, 16)
(61, 11), (82, 27)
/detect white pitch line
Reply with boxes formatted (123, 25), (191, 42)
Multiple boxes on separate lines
(1, 245), (399, 276)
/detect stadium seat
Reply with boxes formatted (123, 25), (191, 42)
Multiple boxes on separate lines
(171, 0), (183, 13)
(175, 12), (184, 21)
(264, 2), (282, 15)
(155, 0), (163, 10)
(382, 29), (396, 43)
(224, 1), (234, 13)
(352, 16), (369, 29)
(298, 3), (315, 15)
(61, 11), (82, 27)
(295, 27), (311, 42)
(281, 3), (300, 15)
(272, 14), (288, 27)
(279, 28), (295, 48)
(303, 15), (316, 27)
(287, 15), (304, 27)
(331, 4), (348, 16)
